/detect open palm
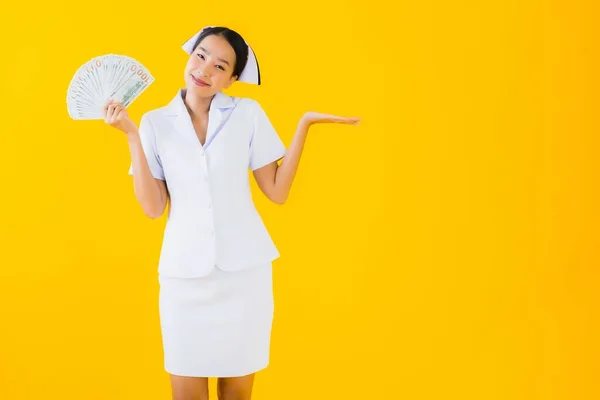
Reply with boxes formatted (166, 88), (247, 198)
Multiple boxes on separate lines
(302, 111), (361, 126)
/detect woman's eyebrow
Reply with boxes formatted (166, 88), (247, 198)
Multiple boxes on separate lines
(198, 46), (231, 66)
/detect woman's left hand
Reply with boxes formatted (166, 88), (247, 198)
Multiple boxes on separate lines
(301, 112), (361, 127)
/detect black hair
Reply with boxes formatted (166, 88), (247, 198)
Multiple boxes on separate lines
(192, 26), (259, 84)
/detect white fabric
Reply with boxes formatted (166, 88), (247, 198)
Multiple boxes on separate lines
(158, 262), (274, 377)
(129, 89), (286, 278)
(132, 113), (165, 181)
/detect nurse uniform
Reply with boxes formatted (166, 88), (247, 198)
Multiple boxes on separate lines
(128, 28), (287, 378)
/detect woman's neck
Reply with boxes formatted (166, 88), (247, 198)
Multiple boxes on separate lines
(182, 88), (212, 117)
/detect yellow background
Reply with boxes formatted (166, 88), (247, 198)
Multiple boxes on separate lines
(1, 0), (599, 398)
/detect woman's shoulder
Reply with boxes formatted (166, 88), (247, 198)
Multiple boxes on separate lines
(135, 105), (173, 139)
(229, 94), (260, 108)
(229, 95), (270, 118)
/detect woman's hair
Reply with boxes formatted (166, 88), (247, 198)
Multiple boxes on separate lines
(192, 26), (249, 80)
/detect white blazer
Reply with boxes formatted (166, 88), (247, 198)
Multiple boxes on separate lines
(129, 89), (287, 278)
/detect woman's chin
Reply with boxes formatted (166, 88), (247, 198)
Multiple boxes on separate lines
(187, 82), (215, 95)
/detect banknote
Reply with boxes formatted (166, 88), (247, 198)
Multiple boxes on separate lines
(66, 54), (155, 120)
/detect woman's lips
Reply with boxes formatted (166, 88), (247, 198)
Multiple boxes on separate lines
(192, 75), (210, 87)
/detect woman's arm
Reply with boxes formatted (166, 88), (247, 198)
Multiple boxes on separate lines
(253, 112), (361, 204)
(103, 100), (168, 218)
(127, 131), (169, 218)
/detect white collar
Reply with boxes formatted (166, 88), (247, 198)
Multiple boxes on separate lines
(164, 88), (236, 116)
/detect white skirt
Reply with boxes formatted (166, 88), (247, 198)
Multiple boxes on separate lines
(157, 262), (274, 378)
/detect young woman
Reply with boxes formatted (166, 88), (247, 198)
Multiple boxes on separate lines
(103, 26), (360, 400)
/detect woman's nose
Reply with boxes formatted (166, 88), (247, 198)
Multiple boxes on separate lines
(195, 66), (208, 77)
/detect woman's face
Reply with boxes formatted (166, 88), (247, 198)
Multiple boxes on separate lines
(184, 34), (238, 96)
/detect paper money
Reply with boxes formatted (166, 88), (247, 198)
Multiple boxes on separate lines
(66, 54), (155, 120)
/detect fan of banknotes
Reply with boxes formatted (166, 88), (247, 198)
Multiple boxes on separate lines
(66, 54), (155, 120)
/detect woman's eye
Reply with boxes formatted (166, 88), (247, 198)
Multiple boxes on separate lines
(216, 65), (224, 71)
(197, 53), (205, 59)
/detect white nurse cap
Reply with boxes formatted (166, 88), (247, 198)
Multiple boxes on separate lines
(182, 26), (261, 85)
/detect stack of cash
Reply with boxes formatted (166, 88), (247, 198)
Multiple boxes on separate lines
(67, 54), (154, 120)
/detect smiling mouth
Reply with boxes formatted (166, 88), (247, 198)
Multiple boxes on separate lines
(192, 75), (210, 87)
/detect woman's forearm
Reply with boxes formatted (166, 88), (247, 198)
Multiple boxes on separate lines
(272, 119), (312, 203)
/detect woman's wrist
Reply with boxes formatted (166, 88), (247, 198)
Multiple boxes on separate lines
(125, 129), (140, 142)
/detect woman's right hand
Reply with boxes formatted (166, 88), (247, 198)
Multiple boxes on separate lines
(103, 99), (138, 136)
